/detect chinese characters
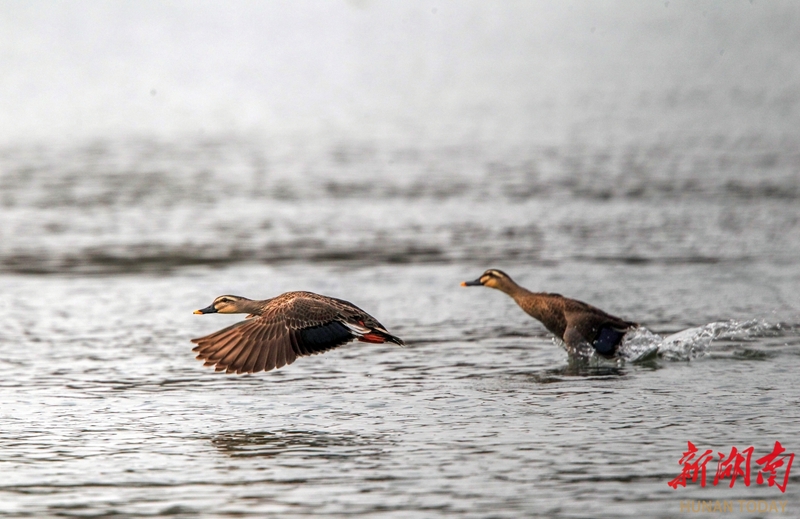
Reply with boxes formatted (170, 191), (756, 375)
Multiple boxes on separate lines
(669, 441), (793, 493)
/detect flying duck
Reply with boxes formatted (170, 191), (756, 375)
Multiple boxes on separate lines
(191, 292), (404, 374)
(461, 269), (636, 357)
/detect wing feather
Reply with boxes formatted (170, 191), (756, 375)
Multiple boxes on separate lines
(239, 321), (270, 374)
(190, 291), (402, 374)
(251, 326), (272, 373)
(205, 334), (243, 362)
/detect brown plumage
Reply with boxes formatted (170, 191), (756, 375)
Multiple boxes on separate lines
(191, 292), (404, 374)
(461, 269), (637, 357)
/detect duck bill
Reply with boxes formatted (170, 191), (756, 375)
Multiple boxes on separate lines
(461, 278), (484, 287)
(194, 304), (218, 314)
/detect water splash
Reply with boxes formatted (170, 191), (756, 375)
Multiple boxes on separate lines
(650, 325), (715, 361)
(619, 319), (782, 362)
(556, 319), (783, 363)
(618, 327), (663, 362)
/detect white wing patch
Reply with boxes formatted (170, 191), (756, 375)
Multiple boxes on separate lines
(343, 321), (371, 336)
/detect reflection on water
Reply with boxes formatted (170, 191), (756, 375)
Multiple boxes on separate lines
(211, 430), (386, 460)
(523, 362), (629, 384)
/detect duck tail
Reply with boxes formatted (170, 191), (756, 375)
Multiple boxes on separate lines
(343, 321), (404, 346)
(358, 330), (405, 347)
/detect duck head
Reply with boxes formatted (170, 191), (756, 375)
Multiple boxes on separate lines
(461, 269), (518, 293)
(194, 295), (253, 314)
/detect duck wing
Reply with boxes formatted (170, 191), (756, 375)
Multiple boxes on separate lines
(190, 292), (402, 374)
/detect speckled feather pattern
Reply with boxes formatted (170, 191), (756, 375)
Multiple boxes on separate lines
(515, 292), (633, 336)
(465, 270), (637, 357)
(512, 289), (637, 356)
(191, 291), (403, 374)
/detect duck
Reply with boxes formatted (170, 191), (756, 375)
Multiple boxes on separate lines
(191, 292), (404, 374)
(461, 269), (637, 357)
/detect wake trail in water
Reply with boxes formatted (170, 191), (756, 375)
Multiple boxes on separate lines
(619, 319), (786, 362)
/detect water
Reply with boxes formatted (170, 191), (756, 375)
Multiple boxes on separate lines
(1, 264), (798, 517)
(2, 2), (800, 517)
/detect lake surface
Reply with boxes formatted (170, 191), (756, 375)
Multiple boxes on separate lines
(0, 263), (799, 518)
(2, 2), (800, 517)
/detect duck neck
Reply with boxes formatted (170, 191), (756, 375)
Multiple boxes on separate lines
(518, 292), (554, 322)
(506, 287), (555, 324)
(496, 279), (530, 303)
(237, 298), (264, 315)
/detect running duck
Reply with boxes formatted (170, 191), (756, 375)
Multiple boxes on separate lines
(192, 292), (404, 374)
(461, 269), (636, 357)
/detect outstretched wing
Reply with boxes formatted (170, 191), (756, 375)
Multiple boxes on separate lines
(191, 316), (354, 375)
(190, 292), (402, 374)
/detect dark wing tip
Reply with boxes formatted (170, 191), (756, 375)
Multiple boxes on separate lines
(295, 321), (355, 356)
